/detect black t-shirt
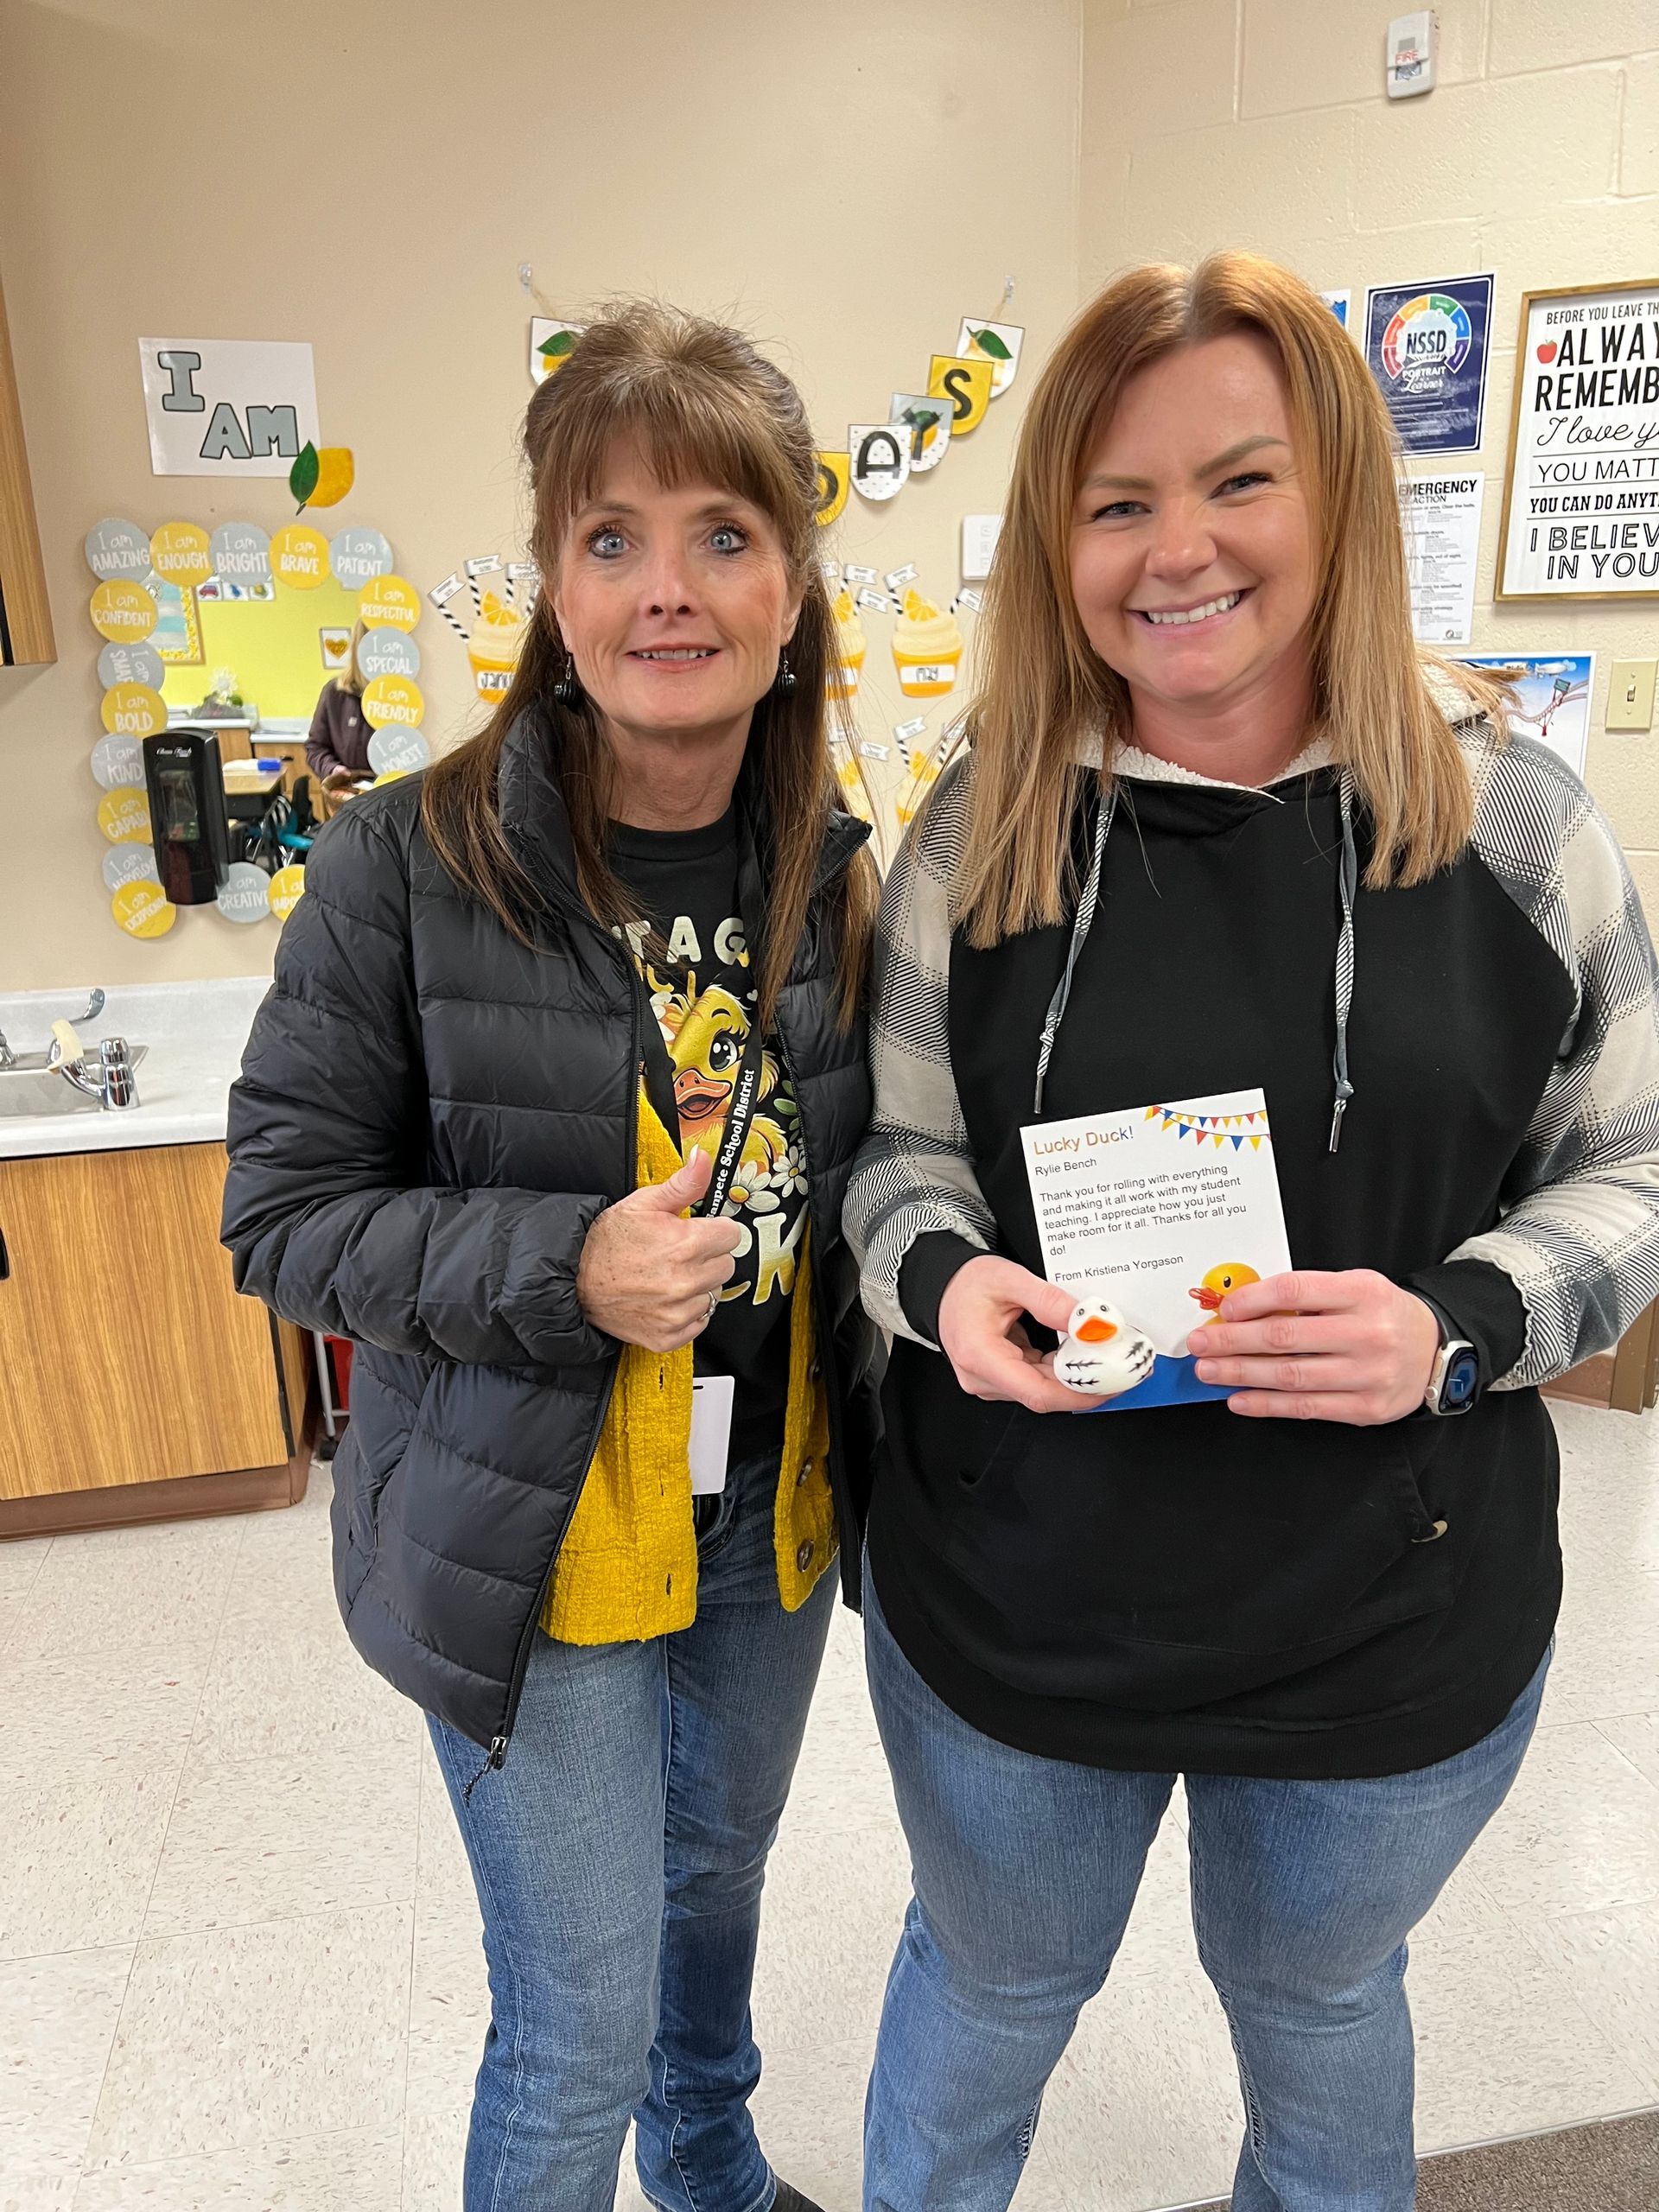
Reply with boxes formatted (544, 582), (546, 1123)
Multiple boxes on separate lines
(608, 805), (804, 1457)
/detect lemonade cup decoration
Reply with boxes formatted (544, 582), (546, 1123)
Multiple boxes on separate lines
(466, 590), (527, 699)
(827, 588), (867, 704)
(891, 588), (963, 699)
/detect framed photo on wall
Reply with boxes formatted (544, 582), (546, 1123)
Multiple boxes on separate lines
(1497, 280), (1659, 601)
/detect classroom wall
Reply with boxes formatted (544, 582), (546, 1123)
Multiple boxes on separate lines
(0, 0), (1081, 990)
(1080, 0), (1659, 907)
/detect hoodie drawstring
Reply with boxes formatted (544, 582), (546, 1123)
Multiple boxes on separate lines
(1031, 770), (1361, 1153)
(1328, 772), (1357, 1153)
(1033, 784), (1116, 1116)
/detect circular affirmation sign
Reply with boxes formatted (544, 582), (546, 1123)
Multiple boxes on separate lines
(329, 525), (393, 589)
(149, 520), (213, 586)
(356, 627), (420, 681)
(360, 674), (424, 729)
(90, 734), (146, 791)
(216, 861), (273, 924)
(102, 844), (161, 891)
(90, 580), (157, 641)
(111, 880), (176, 938)
(97, 788), (152, 843)
(100, 682), (167, 738)
(84, 518), (153, 582)
(268, 864), (307, 920)
(358, 573), (422, 630)
(209, 521), (271, 587)
(98, 639), (165, 690)
(269, 524), (330, 590)
(367, 725), (431, 775)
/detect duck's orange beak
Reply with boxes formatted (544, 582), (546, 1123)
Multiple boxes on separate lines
(1190, 1285), (1223, 1311)
(1074, 1315), (1118, 1344)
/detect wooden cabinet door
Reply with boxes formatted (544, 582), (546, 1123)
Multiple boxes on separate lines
(0, 1144), (290, 1497)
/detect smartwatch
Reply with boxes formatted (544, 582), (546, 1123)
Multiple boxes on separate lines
(1416, 1294), (1480, 1415)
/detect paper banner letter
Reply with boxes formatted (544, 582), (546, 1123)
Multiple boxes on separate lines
(889, 394), (951, 474)
(815, 451), (850, 527)
(927, 356), (993, 437)
(849, 425), (910, 504)
(955, 318), (1025, 398)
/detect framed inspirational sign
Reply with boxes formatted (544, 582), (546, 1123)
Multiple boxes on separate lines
(1497, 280), (1659, 602)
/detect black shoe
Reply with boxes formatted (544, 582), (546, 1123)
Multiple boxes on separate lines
(772, 2183), (827, 2212)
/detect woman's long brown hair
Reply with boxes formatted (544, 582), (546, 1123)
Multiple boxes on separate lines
(956, 252), (1508, 948)
(421, 301), (874, 1027)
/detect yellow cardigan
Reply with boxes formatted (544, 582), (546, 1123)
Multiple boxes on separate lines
(543, 1094), (836, 1644)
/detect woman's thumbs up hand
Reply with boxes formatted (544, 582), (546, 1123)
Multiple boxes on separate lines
(576, 1147), (745, 1351)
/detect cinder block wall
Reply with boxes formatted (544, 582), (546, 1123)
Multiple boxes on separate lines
(1080, 0), (1659, 909)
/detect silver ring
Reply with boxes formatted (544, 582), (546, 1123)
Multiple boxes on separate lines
(702, 1290), (719, 1325)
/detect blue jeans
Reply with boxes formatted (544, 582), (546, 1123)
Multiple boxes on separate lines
(862, 1570), (1548, 2212)
(429, 1450), (836, 2212)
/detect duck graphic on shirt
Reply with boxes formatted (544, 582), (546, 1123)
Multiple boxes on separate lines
(647, 969), (792, 1186)
(632, 944), (809, 1311)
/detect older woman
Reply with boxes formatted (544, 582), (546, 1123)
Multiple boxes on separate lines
(224, 304), (879, 2212)
(845, 253), (1659, 2211)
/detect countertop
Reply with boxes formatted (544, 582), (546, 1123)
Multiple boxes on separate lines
(0, 977), (270, 1160)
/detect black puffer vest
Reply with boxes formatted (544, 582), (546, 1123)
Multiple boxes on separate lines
(223, 711), (880, 1754)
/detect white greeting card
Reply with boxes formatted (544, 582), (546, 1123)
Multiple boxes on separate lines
(1020, 1088), (1293, 1410)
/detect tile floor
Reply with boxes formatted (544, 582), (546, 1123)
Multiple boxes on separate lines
(2, 1398), (1656, 2212)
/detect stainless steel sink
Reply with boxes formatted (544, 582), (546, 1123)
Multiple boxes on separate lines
(0, 1045), (149, 1119)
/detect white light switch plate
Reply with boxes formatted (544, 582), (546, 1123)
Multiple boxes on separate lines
(1607, 659), (1657, 733)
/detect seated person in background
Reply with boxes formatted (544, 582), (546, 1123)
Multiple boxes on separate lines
(305, 620), (373, 791)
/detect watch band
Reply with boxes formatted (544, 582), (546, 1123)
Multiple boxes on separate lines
(1415, 1293), (1480, 1414)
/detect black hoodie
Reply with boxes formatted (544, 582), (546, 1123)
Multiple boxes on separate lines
(845, 725), (1659, 1778)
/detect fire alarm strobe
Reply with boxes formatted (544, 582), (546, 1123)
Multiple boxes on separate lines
(1387, 11), (1437, 99)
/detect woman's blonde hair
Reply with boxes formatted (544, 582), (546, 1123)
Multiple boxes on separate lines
(422, 300), (874, 1027)
(957, 251), (1505, 947)
(333, 618), (368, 698)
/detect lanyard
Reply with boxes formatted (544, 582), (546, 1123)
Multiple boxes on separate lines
(692, 1015), (769, 1219)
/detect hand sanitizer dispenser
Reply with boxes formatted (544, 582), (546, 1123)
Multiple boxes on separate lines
(143, 728), (232, 905)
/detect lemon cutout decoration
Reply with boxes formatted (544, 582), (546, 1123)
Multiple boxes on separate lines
(112, 880), (176, 939)
(268, 865), (307, 921)
(90, 580), (157, 642)
(289, 442), (356, 512)
(270, 524), (330, 589)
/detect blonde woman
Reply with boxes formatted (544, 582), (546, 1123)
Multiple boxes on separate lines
(304, 616), (373, 791)
(845, 254), (1659, 2209)
(226, 305), (879, 2212)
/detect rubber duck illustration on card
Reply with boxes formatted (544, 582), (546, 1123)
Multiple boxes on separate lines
(1189, 1262), (1260, 1321)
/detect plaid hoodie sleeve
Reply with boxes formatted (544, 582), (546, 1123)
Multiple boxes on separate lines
(1446, 727), (1659, 1388)
(842, 759), (995, 1344)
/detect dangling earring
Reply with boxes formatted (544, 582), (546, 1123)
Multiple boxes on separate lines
(552, 653), (581, 705)
(776, 649), (797, 694)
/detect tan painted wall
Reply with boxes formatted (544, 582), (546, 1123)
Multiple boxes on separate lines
(0, 0), (1081, 991)
(1082, 0), (1659, 906)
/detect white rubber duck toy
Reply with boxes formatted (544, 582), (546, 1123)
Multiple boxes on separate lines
(1053, 1293), (1158, 1400)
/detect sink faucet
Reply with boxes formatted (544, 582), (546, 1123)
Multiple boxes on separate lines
(49, 1034), (139, 1111)
(0, 988), (106, 1070)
